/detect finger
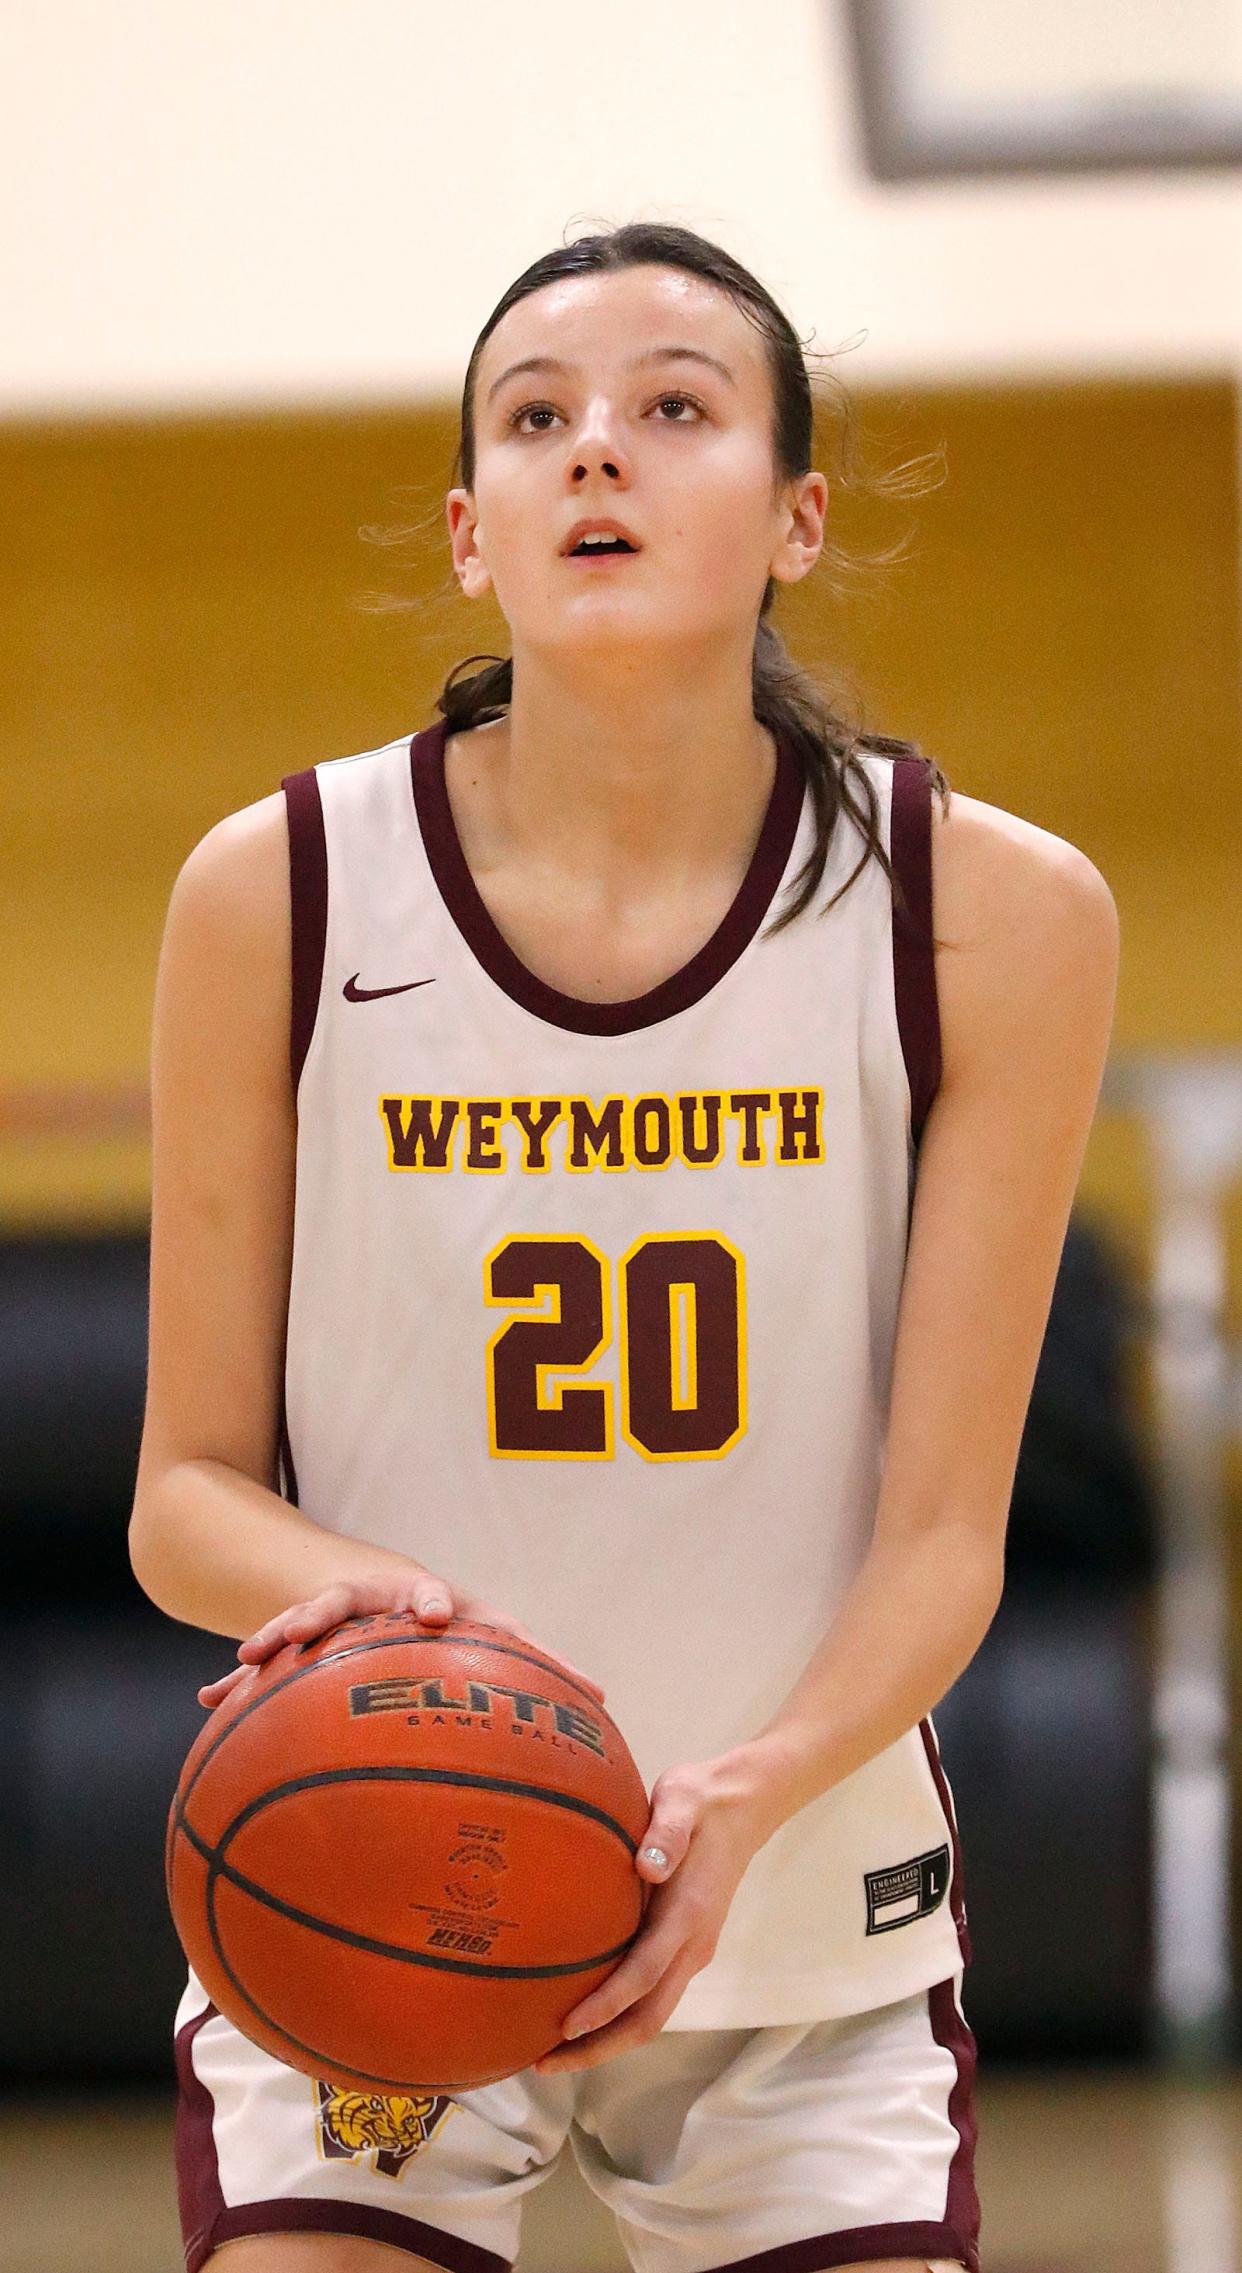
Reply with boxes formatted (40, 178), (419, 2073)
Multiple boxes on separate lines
(234, 1627), (279, 1660)
(635, 1811), (693, 1882)
(246, 1582), (359, 1654)
(197, 1666), (247, 1709)
(537, 1951), (703, 2072)
(557, 1904), (692, 2040)
(238, 1588), (351, 1657)
(281, 1586), (355, 1635)
(235, 1631), (282, 1660)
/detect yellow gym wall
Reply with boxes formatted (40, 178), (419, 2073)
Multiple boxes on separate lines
(1, 376), (1239, 1283)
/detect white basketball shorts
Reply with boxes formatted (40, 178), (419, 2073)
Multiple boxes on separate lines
(173, 1964), (981, 2273)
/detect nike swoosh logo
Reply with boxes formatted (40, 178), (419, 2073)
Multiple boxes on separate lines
(343, 973), (436, 1001)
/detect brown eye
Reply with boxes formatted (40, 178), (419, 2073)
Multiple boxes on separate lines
(505, 392), (705, 435)
(506, 402), (557, 433)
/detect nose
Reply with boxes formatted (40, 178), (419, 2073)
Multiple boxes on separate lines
(569, 395), (628, 484)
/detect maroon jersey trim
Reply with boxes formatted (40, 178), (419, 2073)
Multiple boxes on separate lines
(276, 767), (322, 1514)
(281, 765), (328, 1099)
(889, 753), (942, 1148)
(919, 1713), (973, 1968)
(409, 715), (806, 1036)
(277, 1389), (300, 1506)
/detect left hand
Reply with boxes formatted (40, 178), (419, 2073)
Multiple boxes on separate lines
(532, 1751), (780, 2075)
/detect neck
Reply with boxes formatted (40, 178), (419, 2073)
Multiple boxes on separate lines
(464, 647), (777, 895)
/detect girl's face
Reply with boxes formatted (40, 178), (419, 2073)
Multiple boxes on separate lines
(447, 263), (822, 670)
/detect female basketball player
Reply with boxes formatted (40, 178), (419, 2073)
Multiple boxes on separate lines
(130, 222), (1119, 2273)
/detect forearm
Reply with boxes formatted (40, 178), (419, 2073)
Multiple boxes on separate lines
(129, 1457), (425, 1639)
(725, 1522), (1003, 1842)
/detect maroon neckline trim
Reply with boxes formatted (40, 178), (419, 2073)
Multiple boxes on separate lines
(408, 714), (805, 1036)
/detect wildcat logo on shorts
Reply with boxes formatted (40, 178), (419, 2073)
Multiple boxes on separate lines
(864, 1842), (951, 1934)
(315, 2082), (457, 2176)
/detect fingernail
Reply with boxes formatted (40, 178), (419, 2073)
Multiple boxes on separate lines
(642, 1846), (669, 1872)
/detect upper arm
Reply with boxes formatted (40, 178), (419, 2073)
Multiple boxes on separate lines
(131, 790), (295, 1528)
(875, 789), (1120, 1578)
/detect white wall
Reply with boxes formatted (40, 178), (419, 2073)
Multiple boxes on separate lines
(2, 0), (1239, 422)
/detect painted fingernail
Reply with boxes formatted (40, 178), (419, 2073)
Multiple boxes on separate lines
(642, 1846), (669, 1870)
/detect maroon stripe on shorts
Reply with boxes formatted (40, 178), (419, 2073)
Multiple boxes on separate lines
(172, 1998), (511, 2273)
(930, 1973), (983, 2271)
(700, 2218), (973, 2272)
(173, 2000), (226, 2273)
(209, 2200), (513, 2271)
(701, 1976), (981, 2273)
(889, 753), (941, 1149)
(920, 1714), (974, 1967)
(281, 765), (328, 1100)
(700, 2236), (959, 2273)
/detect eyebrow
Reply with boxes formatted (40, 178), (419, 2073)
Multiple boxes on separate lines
(485, 345), (738, 407)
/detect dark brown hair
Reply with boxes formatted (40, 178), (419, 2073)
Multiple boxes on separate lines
(385, 218), (953, 935)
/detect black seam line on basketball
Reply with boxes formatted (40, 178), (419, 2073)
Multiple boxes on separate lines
(179, 1626), (611, 1814)
(194, 1762), (640, 1861)
(181, 1804), (640, 1979)
(203, 1870), (530, 2096)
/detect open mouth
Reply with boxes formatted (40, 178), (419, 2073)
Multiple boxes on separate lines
(565, 538), (639, 562)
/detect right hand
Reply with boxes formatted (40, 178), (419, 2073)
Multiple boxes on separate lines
(197, 1571), (607, 1713)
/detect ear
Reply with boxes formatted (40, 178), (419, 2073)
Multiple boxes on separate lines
(446, 488), (493, 599)
(769, 468), (827, 590)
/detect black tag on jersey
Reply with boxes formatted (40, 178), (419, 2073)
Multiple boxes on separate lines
(864, 1842), (951, 1934)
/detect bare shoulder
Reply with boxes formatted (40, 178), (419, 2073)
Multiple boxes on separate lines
(929, 783), (1116, 920)
(154, 789), (293, 1099)
(170, 788), (290, 931)
(927, 786), (1119, 1085)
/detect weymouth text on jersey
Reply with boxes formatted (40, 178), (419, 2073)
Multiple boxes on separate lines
(377, 1088), (825, 1172)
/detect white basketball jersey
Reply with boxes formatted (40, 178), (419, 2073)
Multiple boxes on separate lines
(276, 714), (971, 2030)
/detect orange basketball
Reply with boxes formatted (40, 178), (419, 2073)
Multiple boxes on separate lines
(166, 1612), (652, 2093)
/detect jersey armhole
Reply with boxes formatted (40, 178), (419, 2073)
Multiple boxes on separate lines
(889, 754), (942, 1151)
(280, 766), (328, 1104)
